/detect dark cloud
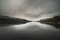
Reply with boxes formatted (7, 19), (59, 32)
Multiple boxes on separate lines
(0, 0), (60, 21)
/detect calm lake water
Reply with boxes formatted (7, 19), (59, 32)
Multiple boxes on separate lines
(0, 22), (59, 40)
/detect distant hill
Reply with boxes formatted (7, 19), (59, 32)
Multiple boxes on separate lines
(39, 16), (60, 28)
(0, 15), (30, 26)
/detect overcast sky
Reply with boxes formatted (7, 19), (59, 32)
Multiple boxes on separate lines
(0, 0), (60, 21)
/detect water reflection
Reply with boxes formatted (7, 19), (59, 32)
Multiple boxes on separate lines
(4, 22), (56, 31)
(0, 22), (59, 40)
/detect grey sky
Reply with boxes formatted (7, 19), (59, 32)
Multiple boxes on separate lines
(0, 0), (60, 21)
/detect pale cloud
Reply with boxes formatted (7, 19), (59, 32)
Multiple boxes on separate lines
(0, 0), (59, 21)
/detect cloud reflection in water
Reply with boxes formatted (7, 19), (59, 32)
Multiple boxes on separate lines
(7, 22), (56, 31)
